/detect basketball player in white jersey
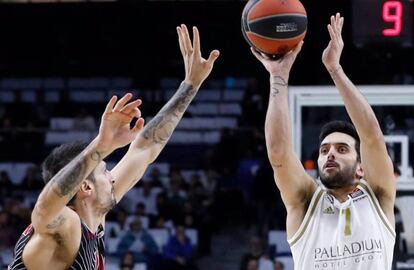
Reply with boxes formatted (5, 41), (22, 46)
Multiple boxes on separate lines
(251, 13), (395, 270)
(8, 25), (220, 270)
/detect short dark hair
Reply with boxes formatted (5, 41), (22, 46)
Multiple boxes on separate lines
(319, 121), (361, 162)
(41, 141), (95, 205)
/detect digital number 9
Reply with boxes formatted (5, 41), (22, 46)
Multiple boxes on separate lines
(382, 1), (403, 36)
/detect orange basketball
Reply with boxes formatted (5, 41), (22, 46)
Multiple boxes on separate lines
(241, 0), (307, 57)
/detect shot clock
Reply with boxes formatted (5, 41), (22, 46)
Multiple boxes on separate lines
(351, 0), (413, 47)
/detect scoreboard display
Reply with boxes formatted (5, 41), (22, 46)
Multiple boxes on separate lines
(352, 0), (413, 47)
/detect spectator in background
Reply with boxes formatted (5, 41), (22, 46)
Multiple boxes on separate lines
(215, 128), (240, 175)
(119, 251), (136, 270)
(137, 181), (159, 215)
(122, 181), (159, 215)
(6, 198), (31, 232)
(188, 173), (209, 210)
(0, 171), (14, 196)
(162, 224), (197, 270)
(251, 163), (286, 234)
(148, 167), (164, 188)
(20, 166), (43, 191)
(106, 209), (130, 238)
(73, 108), (96, 131)
(181, 202), (195, 224)
(241, 78), (263, 129)
(169, 166), (189, 192)
(169, 179), (187, 220)
(274, 260), (284, 270)
(117, 217), (158, 263)
(155, 192), (172, 220)
(258, 252), (274, 270)
(246, 257), (259, 270)
(0, 211), (16, 252)
(153, 215), (167, 229)
(135, 202), (147, 216)
(240, 236), (264, 270)
(0, 117), (15, 160)
(202, 169), (218, 197)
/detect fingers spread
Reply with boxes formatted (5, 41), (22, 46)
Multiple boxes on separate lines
(250, 47), (263, 61)
(181, 24), (193, 54)
(335, 14), (342, 37)
(327, 24), (337, 43)
(114, 93), (133, 111)
(339, 17), (344, 33)
(104, 96), (117, 114)
(193, 26), (201, 57)
(115, 112), (134, 124)
(177, 26), (186, 56)
(336, 14), (341, 30)
(128, 108), (141, 119)
(292, 40), (304, 55)
(132, 118), (145, 132)
(330, 13), (343, 37)
(120, 99), (142, 114)
(207, 49), (220, 65)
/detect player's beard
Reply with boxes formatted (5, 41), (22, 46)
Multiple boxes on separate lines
(97, 189), (116, 215)
(319, 162), (358, 189)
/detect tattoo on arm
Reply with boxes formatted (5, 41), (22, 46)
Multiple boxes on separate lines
(46, 215), (66, 229)
(90, 151), (102, 162)
(52, 151), (102, 198)
(270, 76), (288, 98)
(328, 65), (342, 79)
(143, 82), (197, 144)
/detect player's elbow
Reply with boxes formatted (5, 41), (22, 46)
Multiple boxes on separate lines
(365, 130), (385, 145)
(131, 143), (162, 164)
(266, 140), (290, 160)
(148, 148), (161, 164)
(267, 149), (288, 166)
(31, 204), (49, 232)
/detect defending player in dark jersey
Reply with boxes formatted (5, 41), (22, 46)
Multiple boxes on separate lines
(8, 24), (219, 270)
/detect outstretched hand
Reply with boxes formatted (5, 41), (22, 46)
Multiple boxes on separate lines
(97, 93), (145, 152)
(177, 24), (220, 88)
(322, 13), (344, 72)
(251, 41), (303, 79)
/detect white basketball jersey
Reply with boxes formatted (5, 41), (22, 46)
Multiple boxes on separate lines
(288, 180), (395, 270)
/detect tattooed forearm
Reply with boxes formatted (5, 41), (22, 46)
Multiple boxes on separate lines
(270, 76), (288, 97)
(90, 151), (102, 162)
(51, 151), (102, 198)
(46, 215), (66, 229)
(328, 65), (342, 79)
(142, 82), (197, 144)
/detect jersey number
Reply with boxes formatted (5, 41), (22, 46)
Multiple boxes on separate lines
(341, 208), (352, 236)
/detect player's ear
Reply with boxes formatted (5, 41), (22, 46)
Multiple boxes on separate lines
(356, 164), (364, 179)
(79, 180), (93, 196)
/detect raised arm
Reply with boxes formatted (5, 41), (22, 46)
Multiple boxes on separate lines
(111, 24), (220, 201)
(322, 14), (395, 213)
(32, 94), (143, 233)
(251, 45), (316, 237)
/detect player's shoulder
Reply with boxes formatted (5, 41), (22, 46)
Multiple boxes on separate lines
(33, 206), (81, 238)
(23, 208), (83, 269)
(46, 207), (82, 252)
(57, 206), (81, 232)
(302, 179), (319, 203)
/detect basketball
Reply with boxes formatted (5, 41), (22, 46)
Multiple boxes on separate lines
(241, 0), (307, 57)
